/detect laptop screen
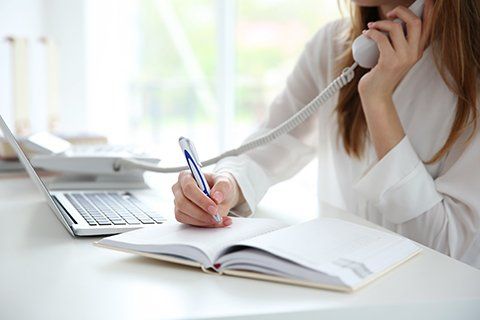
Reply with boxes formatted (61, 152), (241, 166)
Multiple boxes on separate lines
(0, 116), (55, 199)
(0, 115), (78, 234)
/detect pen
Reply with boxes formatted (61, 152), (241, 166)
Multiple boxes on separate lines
(179, 136), (222, 223)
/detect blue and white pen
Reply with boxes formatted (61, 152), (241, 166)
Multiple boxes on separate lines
(179, 136), (222, 223)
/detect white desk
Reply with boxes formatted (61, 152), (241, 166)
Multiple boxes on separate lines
(1, 173), (480, 320)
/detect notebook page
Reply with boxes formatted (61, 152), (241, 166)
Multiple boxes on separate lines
(235, 218), (420, 286)
(98, 217), (287, 267)
(216, 248), (344, 287)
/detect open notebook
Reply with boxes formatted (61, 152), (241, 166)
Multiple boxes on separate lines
(95, 218), (421, 292)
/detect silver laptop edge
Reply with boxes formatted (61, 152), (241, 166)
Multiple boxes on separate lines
(0, 115), (163, 236)
(0, 115), (75, 235)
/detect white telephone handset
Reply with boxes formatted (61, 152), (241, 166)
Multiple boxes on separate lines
(115, 0), (425, 174)
(353, 0), (425, 68)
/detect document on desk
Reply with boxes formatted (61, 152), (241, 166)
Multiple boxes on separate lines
(95, 217), (421, 292)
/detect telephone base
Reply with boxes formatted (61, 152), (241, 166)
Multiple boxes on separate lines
(45, 172), (149, 190)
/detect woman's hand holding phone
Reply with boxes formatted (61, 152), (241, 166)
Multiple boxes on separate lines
(171, 171), (241, 227)
(358, 0), (433, 102)
(356, 0), (434, 160)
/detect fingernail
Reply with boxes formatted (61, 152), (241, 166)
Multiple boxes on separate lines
(213, 214), (222, 224)
(223, 218), (232, 226)
(368, 22), (373, 27)
(213, 191), (224, 203)
(362, 29), (367, 34)
(207, 205), (217, 215)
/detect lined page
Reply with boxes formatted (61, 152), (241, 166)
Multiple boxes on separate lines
(98, 218), (287, 267)
(236, 218), (420, 286)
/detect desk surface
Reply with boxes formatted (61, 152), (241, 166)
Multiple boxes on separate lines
(1, 173), (480, 320)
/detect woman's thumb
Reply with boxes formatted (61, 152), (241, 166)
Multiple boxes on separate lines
(210, 174), (234, 204)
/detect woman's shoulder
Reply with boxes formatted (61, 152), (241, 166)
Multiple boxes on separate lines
(300, 18), (351, 84)
(306, 18), (351, 57)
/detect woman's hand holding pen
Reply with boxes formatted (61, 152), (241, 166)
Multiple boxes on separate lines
(172, 171), (241, 227)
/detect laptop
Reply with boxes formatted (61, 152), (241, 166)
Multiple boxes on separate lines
(0, 115), (166, 236)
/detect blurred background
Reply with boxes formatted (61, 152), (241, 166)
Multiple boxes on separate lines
(0, 0), (343, 217)
(0, 0), (342, 159)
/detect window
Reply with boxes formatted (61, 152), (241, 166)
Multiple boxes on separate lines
(84, 0), (342, 164)
(1, 0), (344, 218)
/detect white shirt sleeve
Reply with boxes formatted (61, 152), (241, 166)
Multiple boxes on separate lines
(354, 129), (480, 266)
(213, 22), (337, 216)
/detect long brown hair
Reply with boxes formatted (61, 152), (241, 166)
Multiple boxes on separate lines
(335, 0), (480, 163)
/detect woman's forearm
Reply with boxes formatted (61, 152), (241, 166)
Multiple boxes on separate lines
(362, 96), (405, 160)
(357, 2), (433, 160)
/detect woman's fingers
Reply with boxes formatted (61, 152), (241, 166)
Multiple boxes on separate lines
(172, 171), (234, 228)
(211, 173), (241, 219)
(368, 20), (407, 51)
(179, 171), (219, 218)
(363, 28), (395, 59)
(175, 209), (232, 228)
(173, 188), (219, 224)
(222, 216), (233, 226)
(210, 175), (232, 204)
(204, 172), (231, 205)
(386, 6), (422, 46)
(204, 172), (216, 188)
(175, 209), (209, 226)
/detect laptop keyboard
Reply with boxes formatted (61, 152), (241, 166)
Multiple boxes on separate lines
(64, 192), (165, 226)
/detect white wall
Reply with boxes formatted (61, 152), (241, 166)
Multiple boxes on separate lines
(0, 0), (87, 134)
(85, 0), (136, 142)
(43, 0), (87, 133)
(0, 0), (45, 132)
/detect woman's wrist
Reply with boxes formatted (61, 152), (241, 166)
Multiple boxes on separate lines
(361, 96), (405, 159)
(360, 91), (396, 114)
(360, 92), (392, 110)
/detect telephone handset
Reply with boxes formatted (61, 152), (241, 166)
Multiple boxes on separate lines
(114, 0), (425, 174)
(353, 0), (425, 68)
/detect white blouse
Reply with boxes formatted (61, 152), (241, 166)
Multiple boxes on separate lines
(213, 19), (480, 269)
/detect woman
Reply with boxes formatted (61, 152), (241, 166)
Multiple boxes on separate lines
(171, 0), (480, 268)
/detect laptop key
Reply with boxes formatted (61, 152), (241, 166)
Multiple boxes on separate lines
(132, 212), (148, 218)
(125, 220), (141, 225)
(119, 214), (141, 225)
(148, 213), (165, 219)
(67, 192), (161, 227)
(137, 217), (155, 224)
(136, 215), (154, 223)
(96, 220), (112, 225)
(103, 212), (121, 220)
